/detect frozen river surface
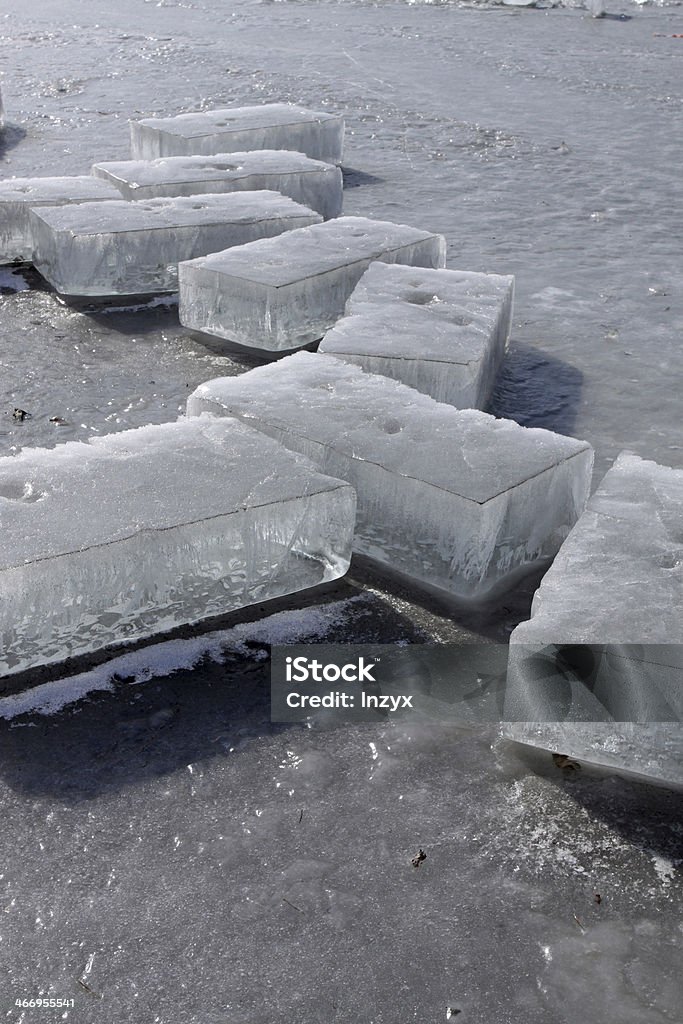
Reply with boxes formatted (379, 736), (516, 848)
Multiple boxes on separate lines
(0, 0), (682, 1021)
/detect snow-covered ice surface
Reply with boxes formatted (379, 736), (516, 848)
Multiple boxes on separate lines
(319, 262), (514, 408)
(188, 351), (593, 598)
(130, 102), (345, 163)
(30, 191), (321, 296)
(1, 0), (682, 1018)
(0, 415), (355, 677)
(179, 215), (446, 351)
(92, 149), (343, 218)
(0, 176), (121, 263)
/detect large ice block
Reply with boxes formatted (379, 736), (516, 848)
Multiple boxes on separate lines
(319, 263), (514, 409)
(131, 104), (344, 164)
(178, 216), (447, 352)
(503, 453), (683, 786)
(92, 150), (343, 219)
(30, 191), (321, 297)
(187, 352), (593, 600)
(0, 416), (355, 678)
(0, 176), (121, 264)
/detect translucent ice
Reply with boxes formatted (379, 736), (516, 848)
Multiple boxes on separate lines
(0, 176), (121, 264)
(30, 191), (321, 297)
(187, 352), (593, 600)
(130, 103), (344, 164)
(319, 263), (514, 409)
(0, 416), (355, 678)
(92, 150), (343, 219)
(504, 453), (683, 786)
(178, 216), (447, 352)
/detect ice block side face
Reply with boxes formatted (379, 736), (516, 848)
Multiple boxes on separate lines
(0, 176), (121, 263)
(92, 150), (343, 219)
(187, 352), (593, 600)
(29, 191), (321, 297)
(503, 454), (683, 786)
(178, 216), (447, 352)
(0, 417), (355, 678)
(319, 263), (514, 409)
(130, 104), (344, 164)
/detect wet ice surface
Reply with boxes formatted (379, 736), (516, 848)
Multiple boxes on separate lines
(1, 652), (681, 1023)
(1, 0), (682, 1018)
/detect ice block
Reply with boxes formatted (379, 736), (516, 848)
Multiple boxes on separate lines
(92, 150), (343, 219)
(0, 416), (356, 678)
(178, 217), (447, 352)
(187, 352), (593, 600)
(503, 453), (683, 787)
(29, 191), (321, 297)
(131, 104), (344, 164)
(319, 263), (514, 409)
(0, 176), (121, 264)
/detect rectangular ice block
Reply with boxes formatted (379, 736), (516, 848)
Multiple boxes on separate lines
(131, 104), (344, 164)
(0, 176), (121, 264)
(29, 191), (321, 297)
(319, 263), (514, 409)
(0, 416), (355, 678)
(178, 216), (447, 352)
(92, 150), (343, 219)
(187, 352), (593, 600)
(503, 453), (683, 787)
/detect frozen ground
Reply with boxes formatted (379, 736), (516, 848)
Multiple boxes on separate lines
(0, 0), (681, 1020)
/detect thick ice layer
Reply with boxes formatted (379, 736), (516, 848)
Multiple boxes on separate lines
(503, 453), (683, 785)
(30, 191), (321, 297)
(0, 176), (121, 264)
(0, 416), (355, 677)
(130, 103), (344, 164)
(319, 263), (514, 409)
(178, 216), (447, 352)
(92, 150), (343, 219)
(187, 352), (593, 599)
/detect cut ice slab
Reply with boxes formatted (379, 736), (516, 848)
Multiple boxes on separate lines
(0, 416), (355, 678)
(92, 150), (343, 220)
(187, 352), (593, 600)
(29, 191), (321, 297)
(503, 453), (683, 787)
(130, 103), (344, 164)
(319, 263), (514, 409)
(178, 216), (446, 353)
(0, 176), (121, 264)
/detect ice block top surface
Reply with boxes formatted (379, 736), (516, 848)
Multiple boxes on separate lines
(185, 217), (442, 287)
(93, 150), (334, 188)
(0, 176), (119, 203)
(136, 104), (340, 139)
(321, 309), (489, 363)
(191, 352), (591, 503)
(350, 262), (513, 313)
(0, 417), (345, 570)
(30, 191), (316, 236)
(325, 264), (513, 361)
(512, 453), (683, 643)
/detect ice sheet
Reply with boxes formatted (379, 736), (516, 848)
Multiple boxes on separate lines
(503, 453), (683, 785)
(92, 149), (343, 219)
(179, 216), (447, 352)
(130, 103), (344, 164)
(29, 191), (321, 297)
(187, 351), (593, 599)
(0, 415), (355, 677)
(0, 176), (121, 263)
(319, 263), (514, 408)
